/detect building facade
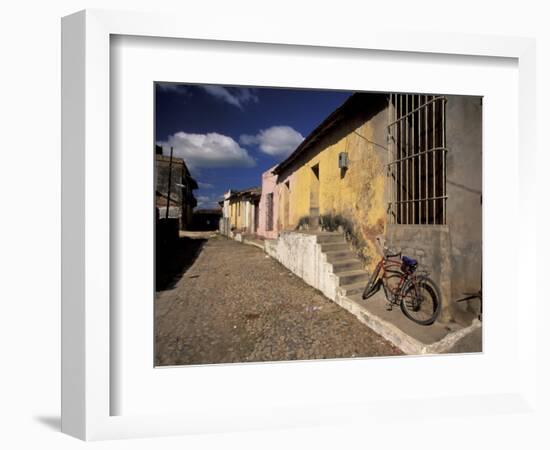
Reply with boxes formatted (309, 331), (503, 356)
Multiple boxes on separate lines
(220, 187), (261, 235)
(271, 93), (482, 324)
(256, 166), (279, 240)
(155, 145), (198, 230)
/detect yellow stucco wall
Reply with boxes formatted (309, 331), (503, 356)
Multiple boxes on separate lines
(229, 198), (249, 230)
(278, 110), (388, 271)
(229, 200), (240, 229)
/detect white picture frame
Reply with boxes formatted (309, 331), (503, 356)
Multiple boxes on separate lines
(61, 9), (538, 441)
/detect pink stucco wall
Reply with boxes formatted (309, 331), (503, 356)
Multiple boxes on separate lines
(257, 166), (279, 239)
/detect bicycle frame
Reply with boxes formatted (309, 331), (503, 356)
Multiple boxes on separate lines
(365, 238), (441, 325)
(375, 255), (407, 305)
(373, 252), (431, 305)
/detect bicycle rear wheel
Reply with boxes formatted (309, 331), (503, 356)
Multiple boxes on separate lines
(400, 276), (441, 325)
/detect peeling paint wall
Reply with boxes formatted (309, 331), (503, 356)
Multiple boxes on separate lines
(271, 93), (481, 324)
(277, 95), (389, 271)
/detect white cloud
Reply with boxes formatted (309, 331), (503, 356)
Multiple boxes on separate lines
(239, 134), (259, 146)
(240, 126), (304, 157)
(200, 86), (258, 109)
(198, 181), (214, 189)
(156, 84), (258, 109)
(157, 132), (256, 169)
(156, 83), (188, 95)
(196, 194), (223, 209)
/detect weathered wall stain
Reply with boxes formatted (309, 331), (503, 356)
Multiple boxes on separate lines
(277, 97), (389, 272)
(256, 93), (481, 324)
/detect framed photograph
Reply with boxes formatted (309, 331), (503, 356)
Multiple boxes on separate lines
(153, 82), (482, 365)
(62, 9), (537, 441)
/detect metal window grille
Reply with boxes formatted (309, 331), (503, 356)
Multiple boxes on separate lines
(387, 94), (448, 225)
(266, 193), (274, 231)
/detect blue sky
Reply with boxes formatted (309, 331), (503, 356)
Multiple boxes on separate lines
(155, 83), (351, 209)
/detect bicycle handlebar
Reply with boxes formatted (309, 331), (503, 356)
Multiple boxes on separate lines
(376, 236), (401, 259)
(385, 250), (402, 258)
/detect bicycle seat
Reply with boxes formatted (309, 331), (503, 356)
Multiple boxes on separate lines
(402, 256), (417, 266)
(401, 256), (418, 274)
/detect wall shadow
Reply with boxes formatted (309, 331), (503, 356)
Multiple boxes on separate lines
(34, 415), (61, 432)
(155, 236), (206, 291)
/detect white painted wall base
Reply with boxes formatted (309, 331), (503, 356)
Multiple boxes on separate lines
(267, 231), (339, 301)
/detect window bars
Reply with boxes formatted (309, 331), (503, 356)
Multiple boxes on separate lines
(387, 94), (448, 225)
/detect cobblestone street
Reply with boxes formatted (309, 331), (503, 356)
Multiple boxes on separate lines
(155, 235), (402, 366)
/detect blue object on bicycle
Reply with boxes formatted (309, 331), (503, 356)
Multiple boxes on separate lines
(402, 256), (417, 266)
(401, 256), (418, 274)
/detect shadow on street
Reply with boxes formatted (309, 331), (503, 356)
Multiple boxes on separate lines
(156, 236), (207, 291)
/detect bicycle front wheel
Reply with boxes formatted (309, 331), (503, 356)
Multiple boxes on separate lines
(362, 264), (381, 300)
(400, 276), (442, 325)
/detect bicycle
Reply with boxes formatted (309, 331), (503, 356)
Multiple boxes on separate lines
(362, 238), (442, 326)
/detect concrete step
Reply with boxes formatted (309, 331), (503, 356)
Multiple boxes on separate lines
(331, 259), (363, 273)
(337, 269), (370, 286)
(316, 234), (345, 244)
(325, 250), (356, 262)
(321, 242), (349, 252)
(347, 290), (385, 303)
(339, 281), (367, 296)
(348, 293), (364, 303)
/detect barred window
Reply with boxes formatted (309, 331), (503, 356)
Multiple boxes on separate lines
(266, 193), (274, 231)
(387, 94), (448, 225)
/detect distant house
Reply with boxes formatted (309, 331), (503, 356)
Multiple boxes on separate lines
(256, 166), (279, 240)
(155, 145), (198, 230)
(220, 187), (261, 235)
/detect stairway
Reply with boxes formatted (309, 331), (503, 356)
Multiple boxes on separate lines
(315, 232), (369, 297)
(281, 231), (480, 355)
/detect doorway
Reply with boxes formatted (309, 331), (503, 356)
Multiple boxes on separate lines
(309, 164), (320, 230)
